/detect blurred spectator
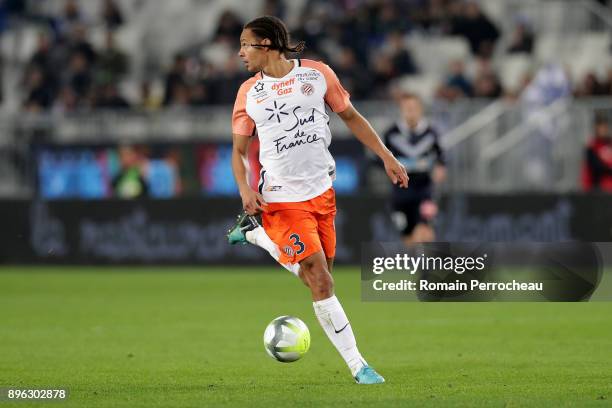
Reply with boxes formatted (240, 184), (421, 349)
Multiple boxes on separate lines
(65, 52), (92, 98)
(23, 67), (54, 110)
(518, 63), (571, 187)
(140, 81), (162, 111)
(28, 32), (54, 75)
(94, 83), (130, 109)
(54, 0), (83, 39)
(167, 83), (191, 109)
(262, 0), (286, 19)
(473, 74), (502, 98)
(214, 10), (243, 42)
(13, 0), (612, 111)
(190, 81), (211, 107)
(112, 145), (149, 199)
(385, 31), (418, 76)
(163, 54), (188, 106)
(63, 0), (80, 22)
(292, 9), (323, 56)
(337, 7), (370, 65)
(583, 116), (612, 192)
(507, 18), (535, 54)
(333, 47), (372, 100)
(96, 31), (129, 84)
(507, 71), (534, 100)
(451, 1), (500, 58)
(472, 58), (502, 98)
(52, 85), (79, 114)
(371, 54), (396, 98)
(372, 2), (411, 38)
(101, 0), (123, 30)
(521, 63), (571, 108)
(437, 59), (473, 101)
(604, 68), (612, 95)
(411, 0), (452, 34)
(208, 57), (247, 104)
(27, 32), (64, 99)
(575, 72), (608, 98)
(68, 24), (97, 66)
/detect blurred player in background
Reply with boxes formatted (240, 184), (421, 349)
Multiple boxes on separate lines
(582, 115), (612, 192)
(383, 92), (446, 244)
(226, 16), (408, 384)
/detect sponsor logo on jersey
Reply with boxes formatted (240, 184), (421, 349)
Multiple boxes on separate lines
(283, 245), (295, 256)
(265, 185), (282, 191)
(301, 83), (314, 96)
(272, 78), (295, 96)
(272, 107), (321, 153)
(265, 101), (289, 123)
(252, 83), (268, 101)
(295, 70), (321, 81)
(272, 78), (295, 89)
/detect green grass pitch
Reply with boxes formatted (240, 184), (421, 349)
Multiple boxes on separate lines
(1, 266), (611, 407)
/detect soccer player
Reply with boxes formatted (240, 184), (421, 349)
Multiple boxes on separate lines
(227, 16), (408, 384)
(383, 92), (446, 244)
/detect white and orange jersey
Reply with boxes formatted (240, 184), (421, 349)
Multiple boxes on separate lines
(232, 59), (350, 203)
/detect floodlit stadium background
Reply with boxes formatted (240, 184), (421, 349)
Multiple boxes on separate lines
(1, 1), (612, 406)
(0, 0), (611, 259)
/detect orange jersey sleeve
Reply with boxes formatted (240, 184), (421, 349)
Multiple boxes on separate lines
(232, 77), (258, 136)
(302, 59), (350, 113)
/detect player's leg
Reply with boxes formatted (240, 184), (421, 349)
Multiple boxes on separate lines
(302, 251), (383, 384)
(298, 250), (333, 299)
(411, 222), (435, 243)
(397, 206), (419, 246)
(310, 207), (384, 384)
(390, 196), (418, 246)
(245, 224), (301, 276)
(227, 212), (300, 276)
(413, 197), (438, 242)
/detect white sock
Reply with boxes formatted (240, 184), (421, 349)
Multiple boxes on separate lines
(245, 226), (300, 277)
(313, 295), (367, 376)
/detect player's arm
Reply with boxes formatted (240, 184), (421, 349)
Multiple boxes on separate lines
(338, 104), (409, 188)
(231, 133), (267, 215)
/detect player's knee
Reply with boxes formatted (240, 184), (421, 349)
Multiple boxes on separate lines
(312, 268), (334, 297)
(300, 260), (334, 297)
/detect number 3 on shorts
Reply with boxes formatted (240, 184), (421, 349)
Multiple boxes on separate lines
(289, 233), (305, 255)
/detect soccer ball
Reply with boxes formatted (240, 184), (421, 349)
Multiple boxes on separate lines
(263, 316), (310, 362)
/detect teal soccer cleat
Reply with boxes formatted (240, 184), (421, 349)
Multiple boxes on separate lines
(354, 366), (385, 384)
(227, 212), (260, 245)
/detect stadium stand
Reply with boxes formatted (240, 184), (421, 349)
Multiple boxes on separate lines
(0, 0), (611, 196)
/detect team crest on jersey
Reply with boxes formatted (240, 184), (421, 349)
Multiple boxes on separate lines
(283, 245), (295, 256)
(301, 83), (315, 96)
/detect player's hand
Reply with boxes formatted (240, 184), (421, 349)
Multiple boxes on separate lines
(240, 188), (268, 215)
(383, 155), (409, 188)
